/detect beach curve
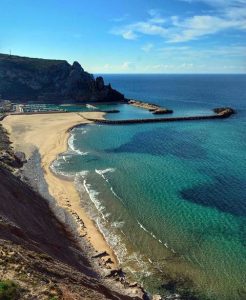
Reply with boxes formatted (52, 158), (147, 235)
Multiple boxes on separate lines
(1, 111), (119, 268)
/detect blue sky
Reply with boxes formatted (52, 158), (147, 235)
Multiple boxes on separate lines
(0, 0), (246, 73)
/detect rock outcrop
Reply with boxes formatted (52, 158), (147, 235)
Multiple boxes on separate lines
(128, 99), (173, 114)
(0, 124), (23, 170)
(0, 53), (125, 102)
(213, 107), (235, 116)
(152, 108), (173, 115)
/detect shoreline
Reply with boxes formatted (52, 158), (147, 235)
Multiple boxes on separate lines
(1, 112), (119, 269)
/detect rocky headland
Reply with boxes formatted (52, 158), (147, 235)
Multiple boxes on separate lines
(0, 53), (125, 102)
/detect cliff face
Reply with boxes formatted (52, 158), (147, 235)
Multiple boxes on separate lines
(0, 53), (124, 102)
(0, 125), (139, 299)
(0, 167), (140, 299)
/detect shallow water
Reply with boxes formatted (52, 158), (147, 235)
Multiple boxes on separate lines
(52, 75), (246, 299)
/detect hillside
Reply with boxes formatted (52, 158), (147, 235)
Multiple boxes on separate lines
(0, 167), (142, 299)
(0, 53), (124, 102)
(0, 124), (140, 299)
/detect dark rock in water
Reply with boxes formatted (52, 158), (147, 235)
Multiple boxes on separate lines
(213, 107), (235, 116)
(105, 257), (114, 264)
(106, 268), (126, 278)
(142, 292), (151, 300)
(102, 109), (120, 113)
(152, 108), (173, 114)
(0, 53), (125, 102)
(92, 251), (109, 259)
(14, 151), (27, 164)
(129, 282), (138, 288)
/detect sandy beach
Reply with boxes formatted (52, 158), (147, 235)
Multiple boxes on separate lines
(2, 111), (118, 267)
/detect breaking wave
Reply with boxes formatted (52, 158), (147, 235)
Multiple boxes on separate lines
(68, 132), (88, 155)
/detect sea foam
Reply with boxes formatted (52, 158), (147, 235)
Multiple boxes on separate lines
(95, 168), (125, 205)
(82, 179), (105, 216)
(137, 220), (170, 248)
(68, 132), (88, 156)
(86, 104), (97, 110)
(95, 168), (115, 181)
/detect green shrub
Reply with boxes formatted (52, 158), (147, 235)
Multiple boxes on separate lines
(0, 280), (19, 300)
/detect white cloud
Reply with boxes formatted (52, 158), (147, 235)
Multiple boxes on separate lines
(148, 9), (166, 24)
(103, 64), (111, 70)
(112, 14), (129, 23)
(168, 15), (244, 42)
(180, 63), (194, 68)
(111, 8), (168, 40)
(132, 22), (167, 36)
(173, 0), (246, 41)
(90, 61), (136, 73)
(143, 63), (195, 72)
(149, 17), (166, 24)
(148, 9), (160, 17)
(141, 43), (154, 52)
(122, 30), (138, 40)
(181, 0), (246, 8)
(111, 1), (246, 43)
(111, 21), (167, 40)
(158, 45), (246, 59)
(120, 61), (135, 70)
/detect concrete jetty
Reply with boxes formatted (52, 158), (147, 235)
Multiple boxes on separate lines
(84, 107), (235, 125)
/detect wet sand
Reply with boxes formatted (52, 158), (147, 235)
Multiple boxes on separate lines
(2, 112), (118, 267)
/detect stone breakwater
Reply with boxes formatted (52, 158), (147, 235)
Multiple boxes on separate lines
(128, 99), (173, 114)
(85, 107), (235, 125)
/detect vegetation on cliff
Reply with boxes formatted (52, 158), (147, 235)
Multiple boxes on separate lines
(0, 53), (125, 102)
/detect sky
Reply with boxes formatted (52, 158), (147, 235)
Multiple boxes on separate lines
(0, 0), (246, 73)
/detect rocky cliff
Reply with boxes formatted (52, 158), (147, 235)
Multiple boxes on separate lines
(0, 53), (125, 102)
(0, 125), (140, 299)
(0, 167), (141, 299)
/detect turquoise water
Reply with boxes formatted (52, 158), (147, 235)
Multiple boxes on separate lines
(52, 75), (246, 299)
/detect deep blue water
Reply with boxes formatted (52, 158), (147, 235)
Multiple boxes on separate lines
(53, 75), (246, 299)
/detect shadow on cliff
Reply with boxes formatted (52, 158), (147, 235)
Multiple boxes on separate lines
(0, 167), (138, 299)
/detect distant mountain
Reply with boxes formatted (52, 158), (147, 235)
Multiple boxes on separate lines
(0, 53), (125, 102)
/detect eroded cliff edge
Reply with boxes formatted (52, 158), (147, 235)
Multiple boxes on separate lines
(0, 53), (125, 102)
(0, 124), (141, 299)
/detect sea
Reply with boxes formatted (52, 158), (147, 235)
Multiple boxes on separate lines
(51, 74), (246, 299)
